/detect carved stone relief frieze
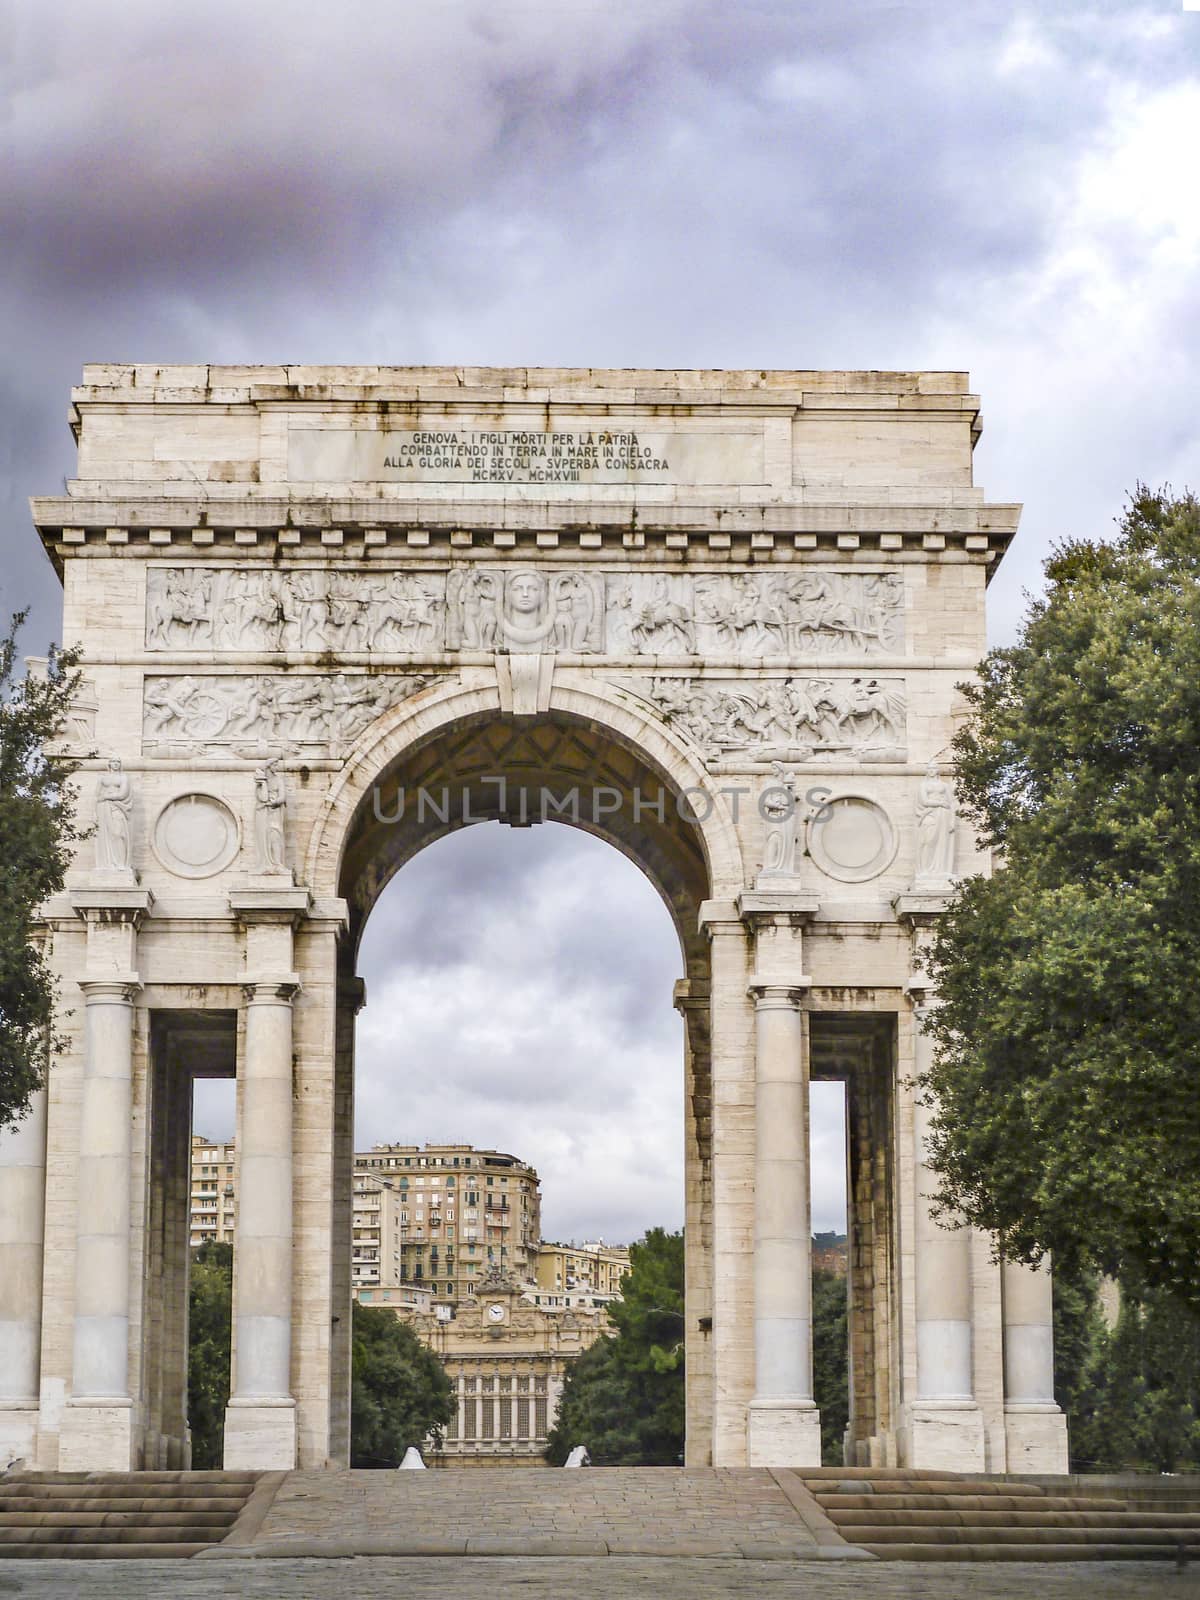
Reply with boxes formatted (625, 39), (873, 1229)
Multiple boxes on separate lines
(445, 568), (604, 653)
(145, 566), (904, 660)
(146, 567), (447, 654)
(142, 672), (431, 756)
(631, 675), (907, 762)
(689, 571), (903, 658)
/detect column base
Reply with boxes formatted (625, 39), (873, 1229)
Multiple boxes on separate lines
(223, 1398), (297, 1469)
(747, 1399), (823, 1467)
(58, 1400), (138, 1472)
(1004, 1404), (1069, 1472)
(0, 1403), (39, 1467)
(901, 1402), (986, 1472)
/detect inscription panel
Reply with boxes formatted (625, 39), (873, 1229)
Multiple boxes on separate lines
(287, 426), (765, 485)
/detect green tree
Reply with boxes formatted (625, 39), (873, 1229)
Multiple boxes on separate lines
(812, 1267), (849, 1463)
(546, 1227), (685, 1465)
(1054, 1269), (1200, 1471)
(187, 1241), (232, 1468)
(921, 489), (1200, 1301)
(0, 616), (80, 1130)
(350, 1302), (455, 1467)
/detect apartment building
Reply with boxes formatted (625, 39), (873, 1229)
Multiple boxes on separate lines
(189, 1135), (237, 1248)
(535, 1240), (630, 1303)
(354, 1143), (542, 1303)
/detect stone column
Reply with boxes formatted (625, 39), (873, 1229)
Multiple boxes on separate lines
(1002, 1257), (1069, 1470)
(908, 1001), (985, 1469)
(0, 1086), (47, 1465)
(741, 893), (821, 1467)
(224, 979), (298, 1468)
(673, 976), (714, 1466)
(59, 979), (141, 1470)
(701, 906), (757, 1466)
(746, 984), (822, 1465)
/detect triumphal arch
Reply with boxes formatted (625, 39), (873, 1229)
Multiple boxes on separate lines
(1, 365), (1068, 1476)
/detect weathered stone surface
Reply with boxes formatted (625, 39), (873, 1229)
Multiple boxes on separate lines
(12, 367), (1066, 1477)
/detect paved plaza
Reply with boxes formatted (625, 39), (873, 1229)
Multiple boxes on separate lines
(1, 1556), (1198, 1600)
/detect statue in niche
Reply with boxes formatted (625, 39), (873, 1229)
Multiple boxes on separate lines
(95, 757), (134, 872)
(914, 761), (957, 883)
(758, 761), (802, 880)
(253, 759), (288, 875)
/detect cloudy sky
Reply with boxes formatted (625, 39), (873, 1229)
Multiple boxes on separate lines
(5, 1), (1198, 1241)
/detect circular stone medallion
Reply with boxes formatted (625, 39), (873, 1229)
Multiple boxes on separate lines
(153, 793), (240, 879)
(807, 795), (897, 884)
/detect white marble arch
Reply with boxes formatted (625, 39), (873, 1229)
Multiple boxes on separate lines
(16, 364), (1069, 1479)
(304, 676), (745, 1464)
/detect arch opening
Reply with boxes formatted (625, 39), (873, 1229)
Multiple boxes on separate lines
(326, 704), (725, 1466)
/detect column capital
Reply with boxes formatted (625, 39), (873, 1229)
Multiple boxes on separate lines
(748, 980), (811, 1009)
(79, 977), (141, 1005)
(242, 977), (300, 1006)
(70, 888), (154, 930)
(737, 890), (820, 926)
(230, 886), (312, 927)
(892, 891), (951, 925)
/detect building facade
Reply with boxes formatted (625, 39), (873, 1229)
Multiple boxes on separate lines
(396, 1276), (611, 1466)
(188, 1136), (238, 1249)
(355, 1145), (541, 1300)
(535, 1241), (630, 1303)
(2, 365), (1070, 1476)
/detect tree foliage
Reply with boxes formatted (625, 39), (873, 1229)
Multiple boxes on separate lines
(1054, 1268), (1200, 1471)
(187, 1242), (232, 1469)
(922, 489), (1200, 1301)
(0, 616), (80, 1130)
(546, 1227), (685, 1465)
(350, 1301), (455, 1467)
(812, 1267), (849, 1462)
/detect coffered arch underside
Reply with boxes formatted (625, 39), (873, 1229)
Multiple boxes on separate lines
(313, 678), (745, 976)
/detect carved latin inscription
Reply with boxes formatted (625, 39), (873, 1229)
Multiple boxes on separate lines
(142, 673), (430, 756)
(635, 676), (907, 761)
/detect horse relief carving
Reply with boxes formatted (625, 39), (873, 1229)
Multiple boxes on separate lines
(146, 565), (902, 661)
(146, 567), (447, 653)
(637, 675), (907, 761)
(142, 672), (431, 756)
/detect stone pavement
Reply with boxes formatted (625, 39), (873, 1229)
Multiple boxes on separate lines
(238, 1467), (830, 1558)
(2, 1556), (1200, 1599)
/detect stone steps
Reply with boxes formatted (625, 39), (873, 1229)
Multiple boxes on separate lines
(0, 1471), (260, 1559)
(799, 1469), (1200, 1562)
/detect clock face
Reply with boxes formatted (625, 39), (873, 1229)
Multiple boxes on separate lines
(487, 1303), (505, 1323)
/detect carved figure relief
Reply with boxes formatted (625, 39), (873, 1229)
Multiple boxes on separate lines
(145, 567), (447, 653)
(635, 676), (907, 761)
(146, 566), (902, 661)
(914, 762), (957, 883)
(758, 762), (802, 880)
(95, 757), (134, 872)
(445, 568), (604, 653)
(253, 760), (288, 874)
(606, 576), (695, 655)
(142, 673), (431, 756)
